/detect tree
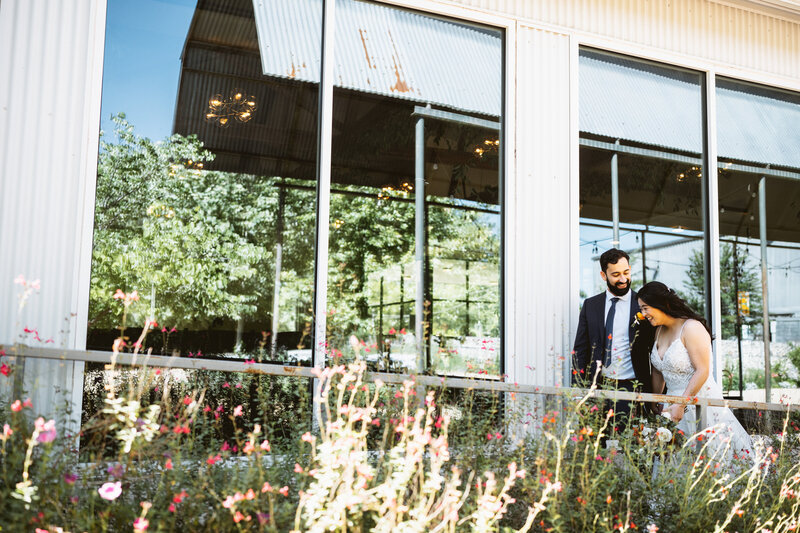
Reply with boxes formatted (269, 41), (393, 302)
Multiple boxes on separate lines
(90, 115), (315, 337)
(682, 243), (762, 338)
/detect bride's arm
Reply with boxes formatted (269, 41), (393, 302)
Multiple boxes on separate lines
(652, 367), (665, 395)
(668, 320), (711, 422)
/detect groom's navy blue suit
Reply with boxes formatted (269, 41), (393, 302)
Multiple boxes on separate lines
(572, 290), (656, 422)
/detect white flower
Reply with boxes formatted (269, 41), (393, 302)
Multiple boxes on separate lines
(655, 427), (673, 444)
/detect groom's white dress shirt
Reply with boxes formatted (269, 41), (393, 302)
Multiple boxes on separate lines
(602, 289), (636, 380)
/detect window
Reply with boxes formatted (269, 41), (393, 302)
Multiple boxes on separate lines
(89, 0), (504, 380)
(578, 50), (708, 321)
(89, 0), (322, 363)
(326, 0), (503, 376)
(716, 78), (800, 401)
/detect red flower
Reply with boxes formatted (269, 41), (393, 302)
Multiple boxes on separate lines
(0, 363), (10, 376)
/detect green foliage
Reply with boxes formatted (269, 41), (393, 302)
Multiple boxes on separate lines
(91, 114), (316, 334)
(682, 243), (762, 338)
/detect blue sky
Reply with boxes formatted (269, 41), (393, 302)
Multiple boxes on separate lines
(100, 0), (196, 142)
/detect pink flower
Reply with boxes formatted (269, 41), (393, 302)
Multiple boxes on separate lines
(222, 382), (230, 388)
(243, 442), (255, 454)
(233, 405), (243, 417)
(278, 486), (289, 497)
(2, 424), (12, 438)
(23, 398), (32, 408)
(222, 495), (236, 508)
(0, 363), (9, 377)
(647, 525), (659, 533)
(14, 274), (25, 285)
(260, 440), (271, 451)
(168, 503), (176, 513)
(35, 418), (56, 443)
(221, 441), (231, 452)
(207, 454), (221, 465)
(262, 482), (273, 493)
(486, 433), (493, 440)
(98, 481), (122, 501)
(10, 400), (22, 412)
(64, 473), (78, 485)
(113, 289), (125, 300)
(133, 517), (149, 532)
(165, 458), (173, 470)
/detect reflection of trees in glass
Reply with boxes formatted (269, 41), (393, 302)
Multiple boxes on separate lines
(325, 192), (500, 352)
(682, 243), (761, 337)
(90, 115), (315, 348)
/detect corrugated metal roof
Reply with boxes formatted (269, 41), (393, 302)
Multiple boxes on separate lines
(717, 81), (800, 169)
(580, 51), (800, 170)
(579, 51), (704, 154)
(252, 0), (502, 117)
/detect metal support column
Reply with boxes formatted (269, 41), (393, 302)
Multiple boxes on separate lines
(414, 112), (426, 373)
(759, 177), (771, 403)
(271, 185), (286, 357)
(611, 139), (620, 246)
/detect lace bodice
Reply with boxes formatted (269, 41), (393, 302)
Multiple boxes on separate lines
(650, 336), (698, 397)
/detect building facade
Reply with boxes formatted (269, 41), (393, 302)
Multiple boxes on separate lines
(1, 0), (799, 421)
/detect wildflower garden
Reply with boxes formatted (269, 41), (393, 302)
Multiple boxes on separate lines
(3, 300), (800, 531)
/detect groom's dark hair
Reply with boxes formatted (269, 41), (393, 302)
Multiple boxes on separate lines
(599, 248), (630, 272)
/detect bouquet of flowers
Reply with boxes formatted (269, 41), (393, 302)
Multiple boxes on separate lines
(631, 410), (685, 452)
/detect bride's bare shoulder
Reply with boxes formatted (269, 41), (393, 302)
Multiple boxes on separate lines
(682, 319), (710, 341)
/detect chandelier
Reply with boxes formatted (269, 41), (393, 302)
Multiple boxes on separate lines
(205, 90), (257, 127)
(474, 138), (500, 158)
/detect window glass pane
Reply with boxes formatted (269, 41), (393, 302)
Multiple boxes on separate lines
(327, 0), (503, 376)
(716, 79), (800, 401)
(578, 50), (707, 320)
(88, 0), (321, 366)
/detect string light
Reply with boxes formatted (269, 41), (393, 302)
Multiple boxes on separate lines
(377, 182), (413, 200)
(205, 90), (257, 128)
(473, 138), (500, 158)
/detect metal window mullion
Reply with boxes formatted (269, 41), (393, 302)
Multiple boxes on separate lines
(313, 0), (336, 369)
(705, 70), (723, 382)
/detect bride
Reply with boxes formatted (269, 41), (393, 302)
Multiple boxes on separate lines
(637, 281), (753, 461)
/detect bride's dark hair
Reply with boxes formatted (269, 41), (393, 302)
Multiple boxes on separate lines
(637, 281), (714, 339)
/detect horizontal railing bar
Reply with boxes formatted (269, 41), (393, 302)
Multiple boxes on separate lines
(4, 344), (799, 414)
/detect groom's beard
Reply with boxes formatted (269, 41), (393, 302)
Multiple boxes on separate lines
(606, 279), (630, 297)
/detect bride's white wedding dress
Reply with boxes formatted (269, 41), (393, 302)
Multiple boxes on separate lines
(651, 321), (753, 461)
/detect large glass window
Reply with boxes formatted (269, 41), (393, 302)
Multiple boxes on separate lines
(326, 0), (503, 377)
(716, 79), (800, 402)
(89, 0), (321, 364)
(89, 0), (504, 380)
(578, 50), (708, 319)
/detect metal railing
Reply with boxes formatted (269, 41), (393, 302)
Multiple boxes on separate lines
(3, 344), (799, 430)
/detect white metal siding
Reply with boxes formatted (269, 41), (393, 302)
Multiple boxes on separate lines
(0, 0), (105, 426)
(509, 25), (573, 390)
(454, 0), (800, 80)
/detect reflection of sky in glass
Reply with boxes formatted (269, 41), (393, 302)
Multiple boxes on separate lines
(100, 0), (196, 141)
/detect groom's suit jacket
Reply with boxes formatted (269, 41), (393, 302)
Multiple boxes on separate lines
(571, 289), (656, 391)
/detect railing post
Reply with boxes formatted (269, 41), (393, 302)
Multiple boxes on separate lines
(699, 402), (708, 431)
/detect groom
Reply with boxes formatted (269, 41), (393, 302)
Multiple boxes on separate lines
(572, 248), (656, 430)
